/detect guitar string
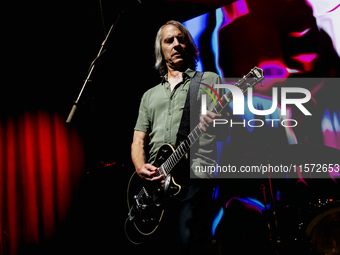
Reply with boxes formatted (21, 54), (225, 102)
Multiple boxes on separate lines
(159, 72), (257, 177)
(127, 69), (263, 244)
(160, 69), (261, 176)
(133, 68), (262, 204)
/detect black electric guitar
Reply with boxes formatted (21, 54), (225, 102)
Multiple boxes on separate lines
(125, 67), (264, 243)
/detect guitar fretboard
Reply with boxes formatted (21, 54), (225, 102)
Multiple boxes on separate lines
(157, 67), (264, 176)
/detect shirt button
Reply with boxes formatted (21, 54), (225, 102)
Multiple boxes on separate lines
(166, 128), (169, 131)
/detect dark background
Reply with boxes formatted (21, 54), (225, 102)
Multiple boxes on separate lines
(4, 0), (229, 164)
(4, 1), (235, 254)
(3, 0), (340, 254)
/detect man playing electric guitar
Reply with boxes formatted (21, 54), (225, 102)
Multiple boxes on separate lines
(131, 20), (225, 254)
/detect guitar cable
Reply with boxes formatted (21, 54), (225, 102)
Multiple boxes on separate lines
(124, 218), (144, 245)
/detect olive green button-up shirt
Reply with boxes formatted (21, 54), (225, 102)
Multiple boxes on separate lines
(134, 69), (224, 177)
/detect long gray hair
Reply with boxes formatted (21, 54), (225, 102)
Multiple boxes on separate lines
(154, 20), (199, 76)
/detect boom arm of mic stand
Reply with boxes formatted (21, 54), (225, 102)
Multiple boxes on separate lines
(66, 11), (123, 124)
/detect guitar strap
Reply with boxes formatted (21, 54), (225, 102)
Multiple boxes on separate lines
(176, 71), (203, 146)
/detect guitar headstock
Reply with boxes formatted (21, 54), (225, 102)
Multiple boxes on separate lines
(236, 66), (264, 94)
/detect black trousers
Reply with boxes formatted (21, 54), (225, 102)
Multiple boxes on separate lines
(178, 180), (217, 255)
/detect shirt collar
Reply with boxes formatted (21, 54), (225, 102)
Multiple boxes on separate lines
(161, 68), (196, 84)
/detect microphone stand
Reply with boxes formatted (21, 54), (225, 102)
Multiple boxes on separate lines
(66, 10), (123, 123)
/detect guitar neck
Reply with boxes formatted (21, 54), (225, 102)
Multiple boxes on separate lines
(158, 93), (231, 176)
(159, 124), (202, 176)
(158, 67), (264, 176)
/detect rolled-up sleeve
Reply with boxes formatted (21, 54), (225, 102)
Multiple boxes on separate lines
(134, 92), (150, 133)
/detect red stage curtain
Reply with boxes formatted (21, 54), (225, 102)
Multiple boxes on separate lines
(0, 111), (85, 255)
